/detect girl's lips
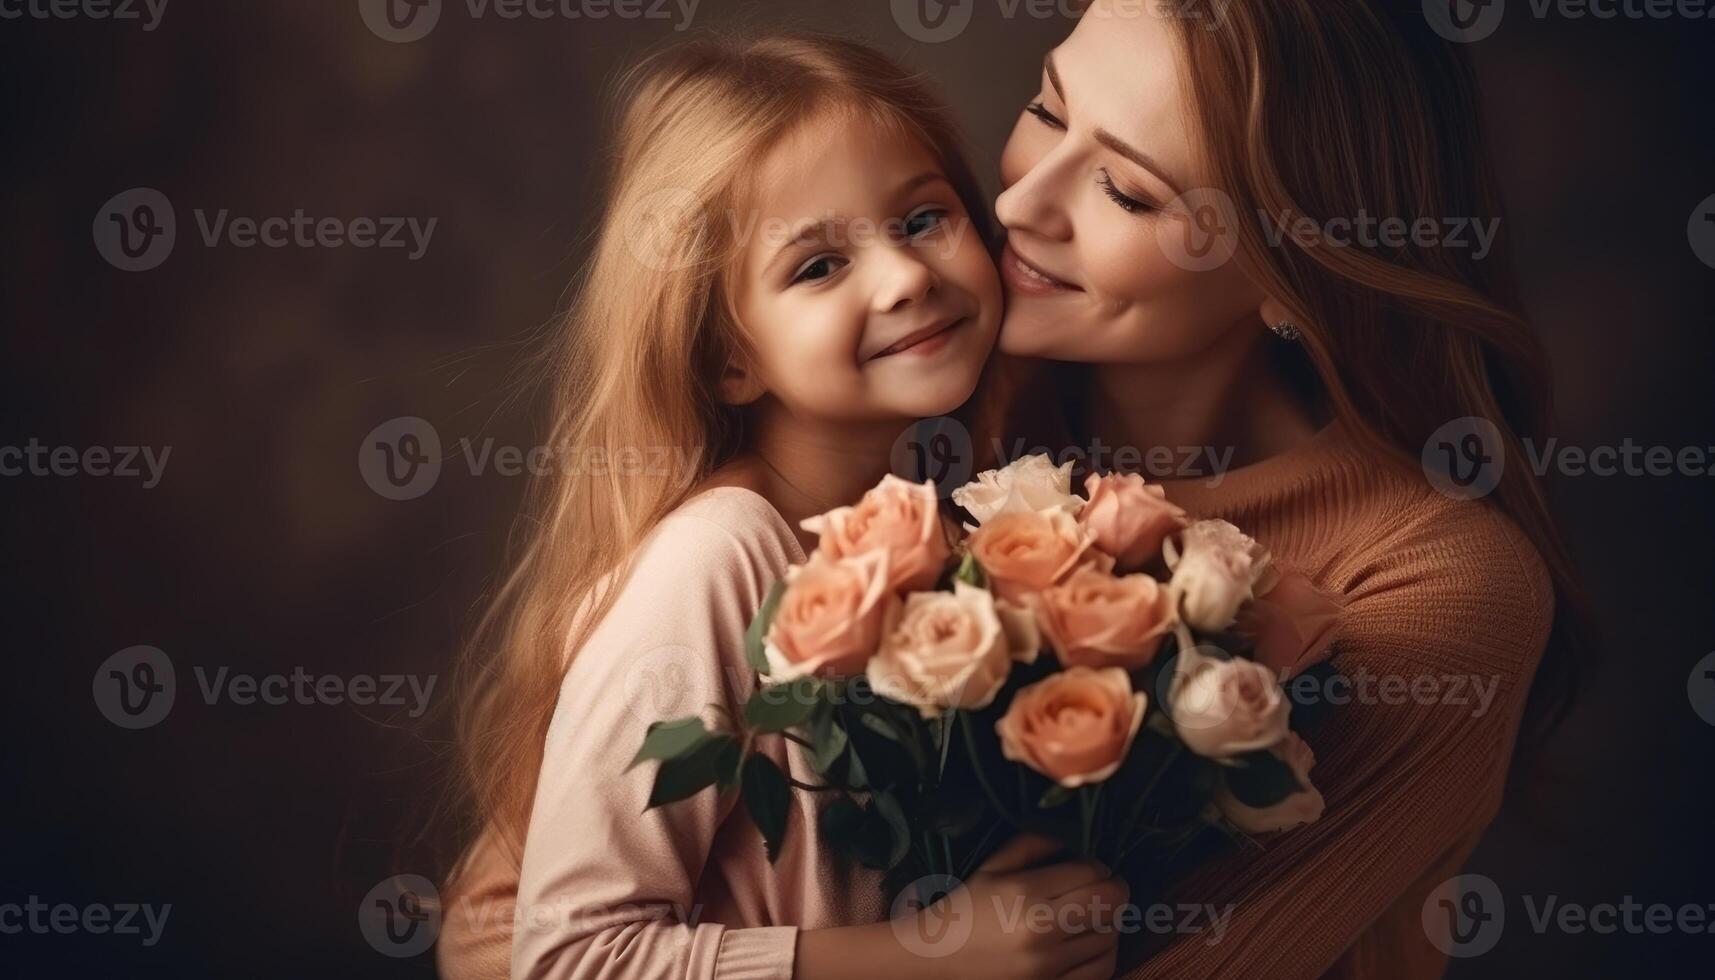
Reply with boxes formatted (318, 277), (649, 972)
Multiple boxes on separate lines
(1002, 244), (1081, 296)
(871, 317), (966, 359)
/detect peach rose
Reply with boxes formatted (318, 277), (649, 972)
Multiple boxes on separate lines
(1215, 732), (1325, 833)
(967, 509), (1094, 606)
(995, 666), (1147, 788)
(1078, 472), (1188, 571)
(1167, 647), (1290, 758)
(763, 551), (896, 682)
(951, 454), (1083, 527)
(1239, 571), (1345, 677)
(802, 475), (951, 593)
(1032, 567), (1176, 671)
(1165, 520), (1278, 633)
(866, 582), (1039, 718)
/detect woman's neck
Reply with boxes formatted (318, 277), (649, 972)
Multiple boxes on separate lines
(711, 401), (902, 555)
(1086, 324), (1320, 477)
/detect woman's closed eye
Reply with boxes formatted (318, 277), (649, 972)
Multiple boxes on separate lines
(1025, 101), (1065, 131)
(1097, 170), (1156, 215)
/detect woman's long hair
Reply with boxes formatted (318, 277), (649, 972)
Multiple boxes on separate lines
(1012, 0), (1590, 738)
(442, 33), (995, 886)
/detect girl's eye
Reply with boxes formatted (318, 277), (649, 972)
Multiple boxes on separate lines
(1098, 171), (1155, 215)
(1025, 101), (1066, 130)
(791, 254), (846, 285)
(903, 207), (950, 238)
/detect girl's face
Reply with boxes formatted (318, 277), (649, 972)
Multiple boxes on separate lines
(731, 111), (1002, 423)
(994, 0), (1264, 364)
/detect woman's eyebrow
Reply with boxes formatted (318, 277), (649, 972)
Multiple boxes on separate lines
(1044, 52), (1183, 195)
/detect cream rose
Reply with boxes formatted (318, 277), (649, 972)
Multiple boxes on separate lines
(951, 454), (1083, 527)
(967, 509), (1093, 606)
(995, 666), (1147, 788)
(866, 582), (1039, 717)
(763, 551), (896, 682)
(802, 475), (951, 593)
(1165, 519), (1278, 633)
(1033, 567), (1176, 671)
(1167, 647), (1290, 758)
(1215, 732), (1325, 833)
(1078, 471), (1188, 571)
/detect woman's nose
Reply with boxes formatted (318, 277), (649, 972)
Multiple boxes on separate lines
(995, 150), (1075, 243)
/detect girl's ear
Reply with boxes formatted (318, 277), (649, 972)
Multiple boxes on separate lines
(718, 354), (767, 406)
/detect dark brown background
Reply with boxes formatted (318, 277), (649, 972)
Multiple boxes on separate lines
(2, 1), (1711, 976)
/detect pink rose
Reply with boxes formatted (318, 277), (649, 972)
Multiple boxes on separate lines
(866, 582), (1039, 718)
(763, 551), (896, 681)
(1239, 571), (1345, 678)
(802, 475), (952, 593)
(996, 666), (1147, 788)
(1032, 567), (1176, 671)
(1165, 520), (1278, 633)
(1167, 647), (1290, 758)
(1215, 732), (1325, 833)
(967, 509), (1094, 606)
(1078, 472), (1188, 572)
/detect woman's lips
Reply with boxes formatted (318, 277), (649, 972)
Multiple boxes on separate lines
(871, 316), (966, 359)
(1002, 243), (1081, 296)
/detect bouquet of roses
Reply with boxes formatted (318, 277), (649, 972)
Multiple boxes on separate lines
(631, 454), (1344, 899)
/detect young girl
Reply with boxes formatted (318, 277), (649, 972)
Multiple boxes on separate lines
(438, 34), (1127, 980)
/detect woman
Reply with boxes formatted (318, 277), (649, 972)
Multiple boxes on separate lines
(991, 1), (1585, 976)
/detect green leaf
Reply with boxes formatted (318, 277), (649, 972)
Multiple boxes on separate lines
(807, 704), (849, 776)
(1038, 784), (1072, 808)
(954, 552), (987, 588)
(647, 734), (737, 808)
(1223, 748), (1304, 809)
(859, 710), (904, 743)
(628, 717), (712, 771)
(744, 580), (787, 675)
(743, 678), (821, 733)
(870, 790), (913, 871)
(714, 737), (744, 794)
(741, 754), (791, 862)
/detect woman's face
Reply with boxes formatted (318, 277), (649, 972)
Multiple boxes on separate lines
(995, 0), (1264, 364)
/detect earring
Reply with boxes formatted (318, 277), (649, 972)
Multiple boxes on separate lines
(1270, 321), (1303, 342)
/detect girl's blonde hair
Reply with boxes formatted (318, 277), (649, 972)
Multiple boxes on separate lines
(447, 32), (994, 873)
